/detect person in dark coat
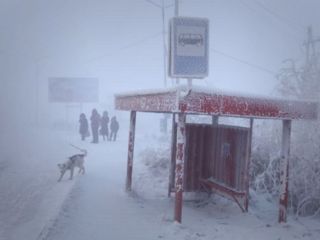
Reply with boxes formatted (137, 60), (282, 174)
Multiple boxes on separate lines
(90, 108), (101, 143)
(79, 113), (89, 141)
(100, 111), (109, 141)
(109, 116), (119, 141)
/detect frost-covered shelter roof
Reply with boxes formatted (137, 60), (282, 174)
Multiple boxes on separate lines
(115, 86), (317, 120)
(115, 85), (318, 224)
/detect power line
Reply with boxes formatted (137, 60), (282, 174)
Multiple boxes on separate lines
(145, 0), (162, 9)
(251, 0), (304, 32)
(83, 1), (178, 66)
(144, 0), (174, 9)
(212, 48), (276, 75)
(81, 33), (276, 77)
(19, 0), (276, 77)
(80, 35), (277, 78)
(144, 0), (170, 87)
(237, 0), (303, 41)
(81, 35), (276, 77)
(82, 31), (163, 65)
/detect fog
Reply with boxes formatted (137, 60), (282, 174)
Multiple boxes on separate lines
(1, 1), (320, 239)
(1, 0), (320, 128)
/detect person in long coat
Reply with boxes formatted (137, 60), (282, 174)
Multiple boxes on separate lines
(100, 111), (109, 141)
(90, 109), (101, 143)
(109, 116), (119, 141)
(79, 113), (89, 141)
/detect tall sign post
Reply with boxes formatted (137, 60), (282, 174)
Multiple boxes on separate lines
(169, 15), (209, 223)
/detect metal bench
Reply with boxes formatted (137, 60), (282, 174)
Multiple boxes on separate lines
(199, 178), (247, 212)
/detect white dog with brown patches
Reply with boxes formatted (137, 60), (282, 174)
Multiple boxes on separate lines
(57, 149), (87, 182)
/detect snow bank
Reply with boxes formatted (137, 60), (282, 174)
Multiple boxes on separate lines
(1, 116), (319, 240)
(0, 125), (81, 240)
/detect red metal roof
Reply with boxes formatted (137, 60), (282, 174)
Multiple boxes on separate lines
(115, 86), (318, 120)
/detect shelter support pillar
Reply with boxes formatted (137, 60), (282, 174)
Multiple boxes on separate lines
(244, 118), (253, 211)
(174, 113), (186, 223)
(279, 119), (291, 223)
(168, 113), (176, 197)
(126, 111), (136, 191)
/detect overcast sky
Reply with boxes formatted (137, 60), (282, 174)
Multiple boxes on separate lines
(1, 0), (320, 125)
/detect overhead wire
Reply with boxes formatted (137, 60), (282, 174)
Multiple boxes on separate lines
(251, 0), (304, 31)
(76, 0), (277, 77)
(81, 0), (174, 66)
(212, 48), (276, 75)
(227, 0), (307, 75)
(145, 0), (162, 9)
(237, 0), (303, 41)
(144, 0), (174, 9)
(0, 0), (289, 79)
(81, 31), (163, 65)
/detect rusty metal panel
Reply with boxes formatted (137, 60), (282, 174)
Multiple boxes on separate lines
(215, 126), (248, 192)
(203, 125), (216, 180)
(184, 124), (210, 191)
(183, 124), (218, 192)
(170, 123), (249, 193)
(170, 124), (249, 192)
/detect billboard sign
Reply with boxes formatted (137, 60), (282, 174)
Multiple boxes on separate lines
(169, 17), (209, 78)
(48, 77), (99, 103)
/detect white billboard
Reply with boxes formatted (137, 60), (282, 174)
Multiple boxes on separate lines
(48, 77), (99, 103)
(169, 17), (209, 78)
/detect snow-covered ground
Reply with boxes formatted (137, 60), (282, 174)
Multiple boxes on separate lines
(0, 122), (320, 240)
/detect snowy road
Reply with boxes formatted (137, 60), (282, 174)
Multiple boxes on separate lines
(1, 126), (320, 240)
(44, 138), (174, 240)
(0, 128), (79, 240)
(44, 130), (320, 240)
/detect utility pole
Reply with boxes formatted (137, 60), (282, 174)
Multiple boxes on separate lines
(304, 26), (320, 69)
(35, 60), (40, 126)
(144, 0), (170, 88)
(303, 26), (320, 99)
(175, 0), (179, 16)
(174, 0), (179, 86)
(161, 0), (167, 88)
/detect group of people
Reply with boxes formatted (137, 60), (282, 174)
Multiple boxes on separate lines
(79, 109), (119, 143)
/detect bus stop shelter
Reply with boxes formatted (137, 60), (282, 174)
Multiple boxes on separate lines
(115, 86), (317, 223)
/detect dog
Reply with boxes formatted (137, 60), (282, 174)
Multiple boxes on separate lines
(57, 150), (87, 182)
